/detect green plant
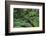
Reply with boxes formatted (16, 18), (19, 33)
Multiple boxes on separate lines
(13, 8), (39, 27)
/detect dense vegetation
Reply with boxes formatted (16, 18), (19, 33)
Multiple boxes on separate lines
(13, 8), (39, 27)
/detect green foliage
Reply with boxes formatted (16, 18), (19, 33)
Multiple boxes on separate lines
(13, 8), (39, 27)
